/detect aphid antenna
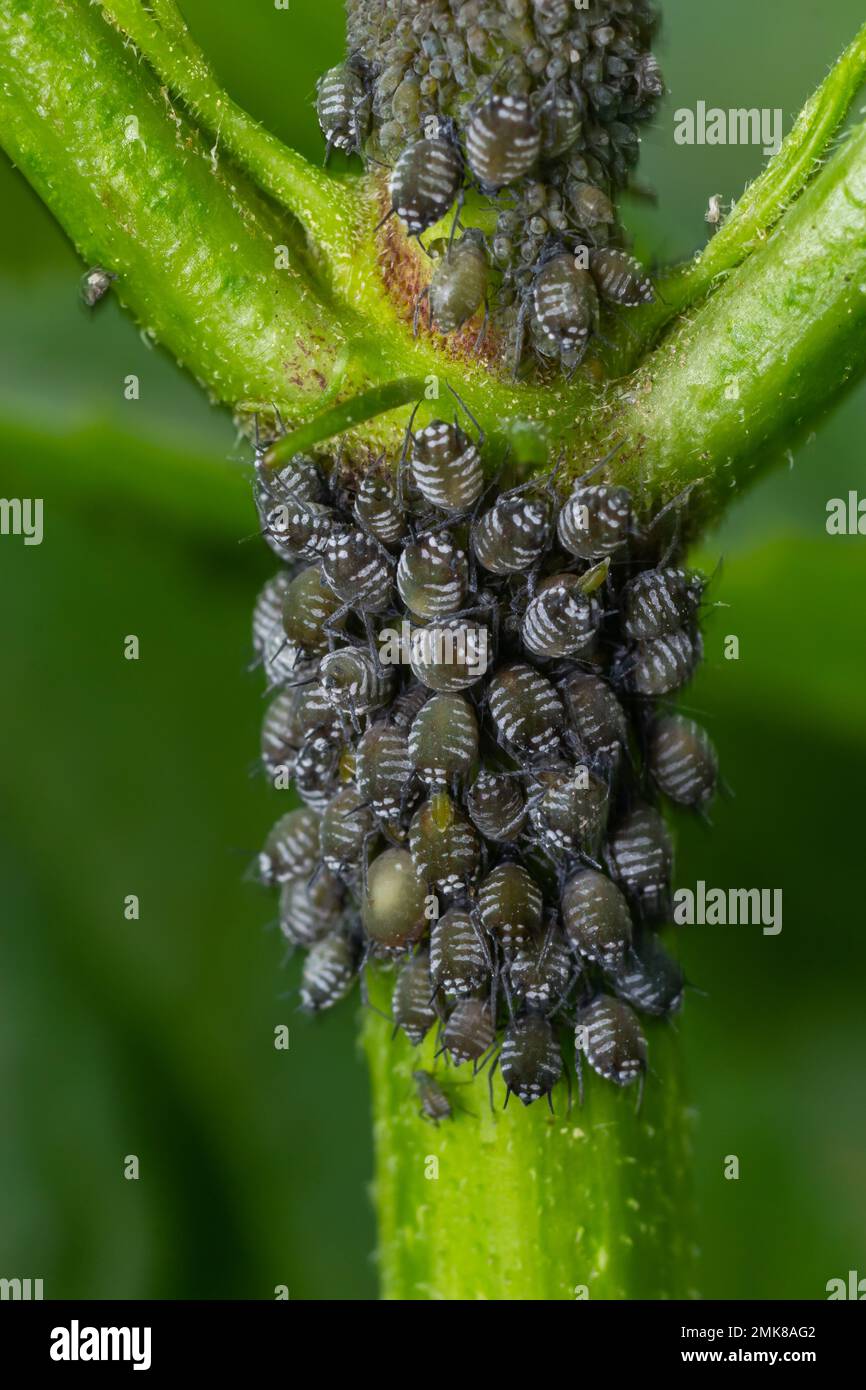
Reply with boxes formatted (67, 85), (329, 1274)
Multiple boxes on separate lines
(373, 205), (396, 234)
(445, 380), (485, 447)
(397, 397), (423, 509)
(574, 438), (626, 488)
(471, 298), (490, 356)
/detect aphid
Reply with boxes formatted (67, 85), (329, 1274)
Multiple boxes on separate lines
(320, 785), (377, 877)
(465, 94), (541, 192)
(539, 90), (583, 159)
(633, 50), (665, 105)
(647, 714), (718, 808)
(472, 492), (553, 575)
(319, 647), (396, 721)
(316, 62), (371, 157)
(260, 496), (335, 564)
(252, 572), (290, 663)
(409, 618), (489, 693)
(389, 682), (429, 729)
(466, 770), (527, 844)
(80, 265), (115, 306)
(282, 564), (344, 655)
(260, 687), (303, 779)
(410, 420), (484, 513)
(521, 572), (602, 660)
(557, 482), (632, 560)
(293, 682), (338, 738)
(441, 997), (496, 1067)
(258, 807), (320, 886)
(413, 1069), (453, 1124)
(559, 672), (629, 769)
(508, 928), (574, 1012)
(388, 133), (464, 236)
(300, 931), (360, 1013)
(321, 528), (394, 616)
(500, 1012), (563, 1109)
(629, 627), (702, 697)
(279, 870), (343, 946)
(256, 452), (325, 507)
(528, 761), (610, 857)
(605, 803), (673, 921)
(575, 995), (647, 1102)
(621, 566), (705, 640)
(409, 793), (481, 894)
(561, 868), (633, 970)
(566, 181), (615, 229)
(430, 906), (490, 996)
(417, 229), (488, 336)
(293, 732), (343, 812)
(477, 862), (544, 954)
(523, 252), (599, 370)
(611, 932), (684, 1018)
(488, 662), (565, 760)
(353, 465), (406, 549)
(361, 847), (428, 953)
(408, 693), (478, 790)
(356, 722), (413, 824)
(392, 950), (438, 1043)
(705, 193), (725, 229)
(397, 531), (468, 618)
(590, 248), (655, 307)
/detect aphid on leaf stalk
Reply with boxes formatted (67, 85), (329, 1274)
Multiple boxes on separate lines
(628, 627), (702, 697)
(260, 496), (335, 564)
(321, 528), (394, 616)
(416, 229), (488, 337)
(282, 564), (344, 656)
(316, 62), (371, 158)
(647, 714), (718, 809)
(300, 931), (360, 1013)
(558, 672), (629, 770)
(409, 418), (485, 514)
(430, 906), (491, 997)
(499, 1011), (563, 1109)
(353, 464), (406, 549)
(414, 1069), (453, 1124)
(590, 248), (655, 307)
(561, 867), (633, 971)
(319, 647), (396, 722)
(557, 482), (632, 561)
(507, 927), (574, 1013)
(279, 870), (343, 947)
(575, 995), (647, 1105)
(387, 132), (464, 237)
(293, 732), (344, 812)
(260, 687), (303, 779)
(80, 265), (116, 306)
(473, 490), (553, 576)
(518, 249), (599, 373)
(397, 530), (468, 619)
(604, 803), (673, 922)
(521, 568), (605, 660)
(621, 565), (705, 640)
(409, 617), (489, 693)
(441, 997), (495, 1067)
(320, 785), (377, 878)
(528, 760), (610, 858)
(610, 931), (684, 1018)
(392, 949), (438, 1044)
(477, 862), (544, 954)
(465, 94), (542, 192)
(356, 722), (413, 825)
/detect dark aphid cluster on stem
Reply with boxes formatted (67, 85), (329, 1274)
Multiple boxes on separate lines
(251, 414), (718, 1113)
(316, 0), (664, 375)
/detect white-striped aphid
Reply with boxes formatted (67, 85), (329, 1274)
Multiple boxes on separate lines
(258, 807), (320, 886)
(507, 926), (575, 1014)
(409, 793), (481, 895)
(392, 949), (439, 1044)
(466, 770), (527, 844)
(318, 646), (396, 724)
(515, 247), (599, 375)
(408, 417), (485, 515)
(319, 785), (376, 880)
(409, 693), (478, 792)
(293, 732), (343, 813)
(430, 906), (491, 996)
(465, 93), (542, 193)
(590, 248), (655, 308)
(472, 484), (554, 576)
(353, 463), (407, 549)
(279, 870), (344, 948)
(628, 627), (703, 698)
(604, 803), (673, 924)
(356, 722), (414, 826)
(621, 566), (705, 640)
(647, 714), (718, 809)
(397, 530), (468, 619)
(521, 568), (605, 660)
(557, 482), (632, 561)
(487, 661), (566, 761)
(300, 932), (360, 1012)
(321, 527), (395, 618)
(477, 862), (544, 955)
(499, 1012), (563, 1109)
(315, 62), (371, 159)
(527, 761), (610, 859)
(386, 131), (464, 237)
(440, 996), (495, 1068)
(558, 672), (629, 771)
(282, 564), (344, 658)
(575, 995), (648, 1107)
(610, 931), (684, 1019)
(408, 616), (489, 693)
(561, 868), (634, 972)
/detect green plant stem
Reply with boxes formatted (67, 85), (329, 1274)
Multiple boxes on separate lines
(362, 970), (695, 1301)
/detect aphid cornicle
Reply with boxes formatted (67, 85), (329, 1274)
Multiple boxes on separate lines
(408, 693), (478, 790)
(488, 662), (566, 761)
(442, 997), (495, 1067)
(409, 793), (481, 894)
(528, 761), (610, 858)
(611, 931), (684, 1018)
(605, 803), (673, 921)
(392, 950), (438, 1044)
(559, 672), (629, 769)
(356, 722), (413, 824)
(508, 929), (574, 1012)
(575, 995), (648, 1103)
(526, 252), (599, 369)
(319, 647), (396, 720)
(279, 870), (343, 947)
(561, 868), (633, 971)
(472, 492), (553, 575)
(621, 566), (705, 640)
(258, 808), (320, 886)
(361, 848), (427, 953)
(410, 420), (484, 514)
(647, 714), (718, 809)
(388, 133), (464, 236)
(353, 466), (406, 549)
(557, 482), (633, 560)
(414, 1069), (453, 1124)
(466, 770), (527, 844)
(465, 94), (542, 192)
(300, 932), (360, 1013)
(316, 62), (371, 157)
(629, 627), (702, 697)
(521, 572), (602, 660)
(500, 1012), (563, 1109)
(321, 528), (394, 615)
(397, 531), (468, 619)
(409, 617), (489, 693)
(590, 248), (655, 308)
(419, 230), (488, 336)
(319, 785), (376, 877)
(477, 862), (544, 954)
(430, 906), (490, 996)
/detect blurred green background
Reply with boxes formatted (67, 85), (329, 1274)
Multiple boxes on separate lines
(1, 0), (864, 1300)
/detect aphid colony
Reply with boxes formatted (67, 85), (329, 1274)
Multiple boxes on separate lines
(317, 0), (663, 373)
(252, 416), (717, 1112)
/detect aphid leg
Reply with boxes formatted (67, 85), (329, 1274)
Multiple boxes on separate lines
(445, 381), (485, 448)
(397, 399), (422, 510)
(487, 1053), (501, 1114)
(374, 205), (396, 234)
(413, 287), (430, 339)
(472, 298), (490, 356)
(574, 1047), (585, 1108)
(635, 1068), (646, 1115)
(446, 186), (465, 255)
